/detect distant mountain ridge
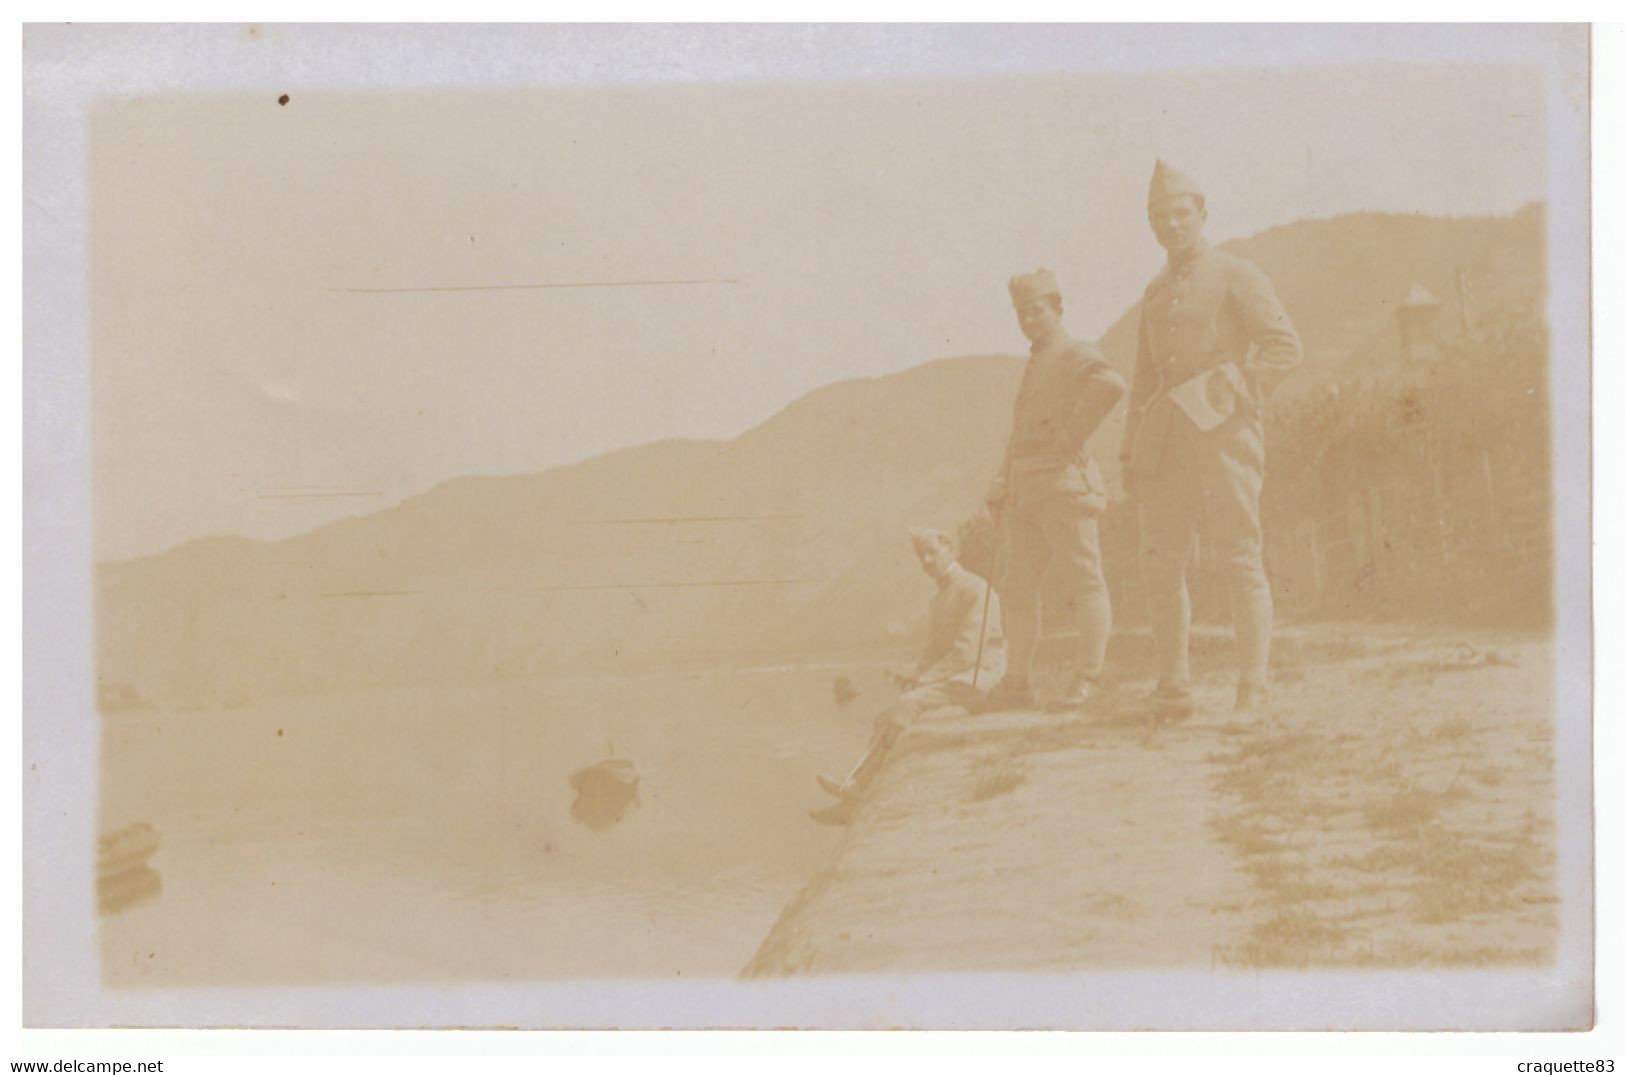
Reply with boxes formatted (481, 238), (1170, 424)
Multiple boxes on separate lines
(97, 205), (1546, 710)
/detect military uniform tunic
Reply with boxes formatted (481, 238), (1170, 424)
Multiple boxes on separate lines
(1122, 243), (1301, 472)
(910, 563), (1007, 693)
(993, 329), (1121, 513)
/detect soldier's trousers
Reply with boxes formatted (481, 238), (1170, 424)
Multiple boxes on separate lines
(1136, 409), (1272, 692)
(1000, 496), (1112, 688)
(842, 680), (982, 794)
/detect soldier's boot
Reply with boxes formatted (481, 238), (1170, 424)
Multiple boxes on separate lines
(1145, 682), (1196, 722)
(1232, 681), (1272, 715)
(1047, 672), (1100, 714)
(808, 800), (857, 826)
(816, 774), (862, 803)
(1219, 682), (1276, 736)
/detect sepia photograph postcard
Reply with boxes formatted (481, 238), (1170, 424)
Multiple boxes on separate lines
(21, 22), (1594, 1030)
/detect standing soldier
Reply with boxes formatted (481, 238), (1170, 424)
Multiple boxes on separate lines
(985, 270), (1126, 712)
(1121, 161), (1303, 720)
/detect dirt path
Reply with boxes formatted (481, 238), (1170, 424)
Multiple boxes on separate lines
(743, 627), (1557, 977)
(1208, 634), (1558, 967)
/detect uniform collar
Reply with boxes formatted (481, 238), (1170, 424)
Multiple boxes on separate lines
(936, 562), (963, 589)
(1167, 239), (1213, 275)
(1029, 326), (1073, 360)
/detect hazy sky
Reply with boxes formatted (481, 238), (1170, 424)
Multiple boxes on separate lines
(90, 53), (1548, 560)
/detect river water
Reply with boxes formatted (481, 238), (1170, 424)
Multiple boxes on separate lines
(98, 662), (884, 985)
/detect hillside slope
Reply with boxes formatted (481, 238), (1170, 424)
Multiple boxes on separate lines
(98, 357), (1023, 708)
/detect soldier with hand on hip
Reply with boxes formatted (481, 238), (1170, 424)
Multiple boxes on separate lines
(1122, 161), (1303, 721)
(985, 270), (1127, 713)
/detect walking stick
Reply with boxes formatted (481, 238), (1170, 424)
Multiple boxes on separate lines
(971, 492), (1007, 691)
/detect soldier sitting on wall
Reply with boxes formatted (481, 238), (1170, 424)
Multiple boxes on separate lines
(810, 527), (1006, 826)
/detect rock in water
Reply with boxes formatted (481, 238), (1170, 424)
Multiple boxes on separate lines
(569, 758), (640, 831)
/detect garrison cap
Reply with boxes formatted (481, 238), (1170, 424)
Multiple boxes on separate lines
(909, 527), (956, 556)
(1008, 269), (1061, 308)
(1148, 159), (1203, 209)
